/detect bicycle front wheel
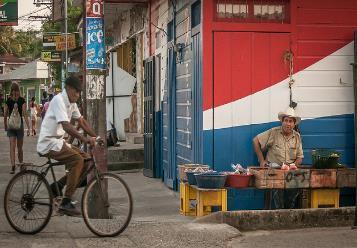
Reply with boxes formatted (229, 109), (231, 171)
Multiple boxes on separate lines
(82, 173), (133, 237)
(4, 170), (53, 234)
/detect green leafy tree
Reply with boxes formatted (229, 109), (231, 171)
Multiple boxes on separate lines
(41, 3), (82, 86)
(0, 27), (42, 59)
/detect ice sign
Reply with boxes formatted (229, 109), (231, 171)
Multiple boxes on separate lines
(86, 18), (106, 70)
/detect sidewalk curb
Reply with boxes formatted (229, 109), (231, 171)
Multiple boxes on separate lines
(194, 207), (355, 231)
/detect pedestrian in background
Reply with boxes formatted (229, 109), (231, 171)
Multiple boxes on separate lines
(4, 83), (30, 174)
(41, 91), (48, 120)
(30, 97), (38, 136)
(42, 93), (53, 117)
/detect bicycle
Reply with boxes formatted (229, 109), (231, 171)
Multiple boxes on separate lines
(3, 139), (133, 237)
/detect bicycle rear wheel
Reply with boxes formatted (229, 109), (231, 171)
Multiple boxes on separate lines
(4, 170), (53, 234)
(82, 173), (133, 237)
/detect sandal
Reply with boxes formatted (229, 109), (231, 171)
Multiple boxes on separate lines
(10, 166), (15, 174)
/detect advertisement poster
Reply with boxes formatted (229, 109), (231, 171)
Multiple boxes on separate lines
(86, 74), (104, 99)
(0, 0), (18, 26)
(86, 0), (103, 18)
(86, 18), (106, 70)
(41, 51), (61, 62)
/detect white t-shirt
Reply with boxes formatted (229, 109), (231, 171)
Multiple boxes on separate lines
(37, 89), (81, 155)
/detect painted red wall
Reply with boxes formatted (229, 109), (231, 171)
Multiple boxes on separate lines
(149, 0), (160, 56)
(203, 0), (357, 111)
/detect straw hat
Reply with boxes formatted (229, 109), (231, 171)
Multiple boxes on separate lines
(278, 107), (301, 124)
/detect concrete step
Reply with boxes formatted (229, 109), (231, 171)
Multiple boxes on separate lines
(107, 142), (144, 171)
(108, 161), (144, 171)
(125, 132), (144, 144)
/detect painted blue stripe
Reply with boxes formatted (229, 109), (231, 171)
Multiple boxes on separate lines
(203, 114), (355, 171)
(154, 110), (163, 179)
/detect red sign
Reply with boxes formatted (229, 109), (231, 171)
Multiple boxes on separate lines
(86, 0), (103, 18)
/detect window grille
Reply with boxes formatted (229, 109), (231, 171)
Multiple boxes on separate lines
(215, 0), (290, 23)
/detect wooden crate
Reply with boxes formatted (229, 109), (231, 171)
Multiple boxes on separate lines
(310, 169), (337, 188)
(336, 168), (356, 188)
(177, 164), (210, 182)
(249, 167), (285, 189)
(311, 189), (340, 208)
(284, 169), (310, 188)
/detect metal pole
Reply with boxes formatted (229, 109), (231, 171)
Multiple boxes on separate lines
(65, 0), (68, 78)
(353, 32), (357, 228)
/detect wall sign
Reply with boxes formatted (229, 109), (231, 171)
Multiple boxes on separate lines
(86, 74), (104, 99)
(85, 0), (105, 70)
(86, 18), (106, 70)
(0, 0), (18, 26)
(41, 51), (61, 62)
(86, 0), (103, 18)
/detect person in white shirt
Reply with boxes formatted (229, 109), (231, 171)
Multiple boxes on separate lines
(37, 76), (98, 216)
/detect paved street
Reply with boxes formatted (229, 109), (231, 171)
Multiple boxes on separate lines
(0, 119), (240, 247)
(0, 119), (356, 247)
(228, 227), (357, 248)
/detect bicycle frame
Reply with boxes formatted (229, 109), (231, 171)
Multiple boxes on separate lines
(30, 154), (101, 200)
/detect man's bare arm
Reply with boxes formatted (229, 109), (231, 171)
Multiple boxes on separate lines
(295, 157), (303, 167)
(77, 117), (97, 137)
(253, 137), (267, 167)
(61, 121), (90, 144)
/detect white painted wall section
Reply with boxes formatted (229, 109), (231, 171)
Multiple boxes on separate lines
(203, 41), (354, 130)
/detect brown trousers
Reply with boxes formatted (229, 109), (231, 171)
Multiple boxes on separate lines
(48, 143), (90, 198)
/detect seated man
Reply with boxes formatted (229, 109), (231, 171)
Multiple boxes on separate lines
(253, 107), (304, 208)
(37, 76), (97, 216)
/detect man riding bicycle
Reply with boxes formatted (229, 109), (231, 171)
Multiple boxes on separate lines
(37, 76), (98, 216)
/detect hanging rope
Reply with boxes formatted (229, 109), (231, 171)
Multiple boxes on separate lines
(284, 50), (297, 109)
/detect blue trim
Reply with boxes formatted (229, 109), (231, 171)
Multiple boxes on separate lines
(165, 47), (177, 190)
(192, 31), (203, 164)
(203, 114), (355, 171)
(154, 110), (162, 179)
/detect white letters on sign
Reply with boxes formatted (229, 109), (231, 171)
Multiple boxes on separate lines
(92, 2), (102, 16)
(87, 30), (104, 45)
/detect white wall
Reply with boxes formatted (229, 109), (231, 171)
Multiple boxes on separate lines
(106, 52), (136, 140)
(157, 0), (169, 104)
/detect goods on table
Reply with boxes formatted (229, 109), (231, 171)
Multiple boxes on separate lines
(312, 149), (341, 169)
(185, 166), (211, 185)
(195, 172), (227, 189)
(178, 164), (210, 181)
(223, 164), (253, 188)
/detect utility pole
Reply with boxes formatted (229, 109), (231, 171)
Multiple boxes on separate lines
(61, 0), (68, 90)
(353, 32), (357, 229)
(84, 0), (107, 217)
(64, 0), (68, 78)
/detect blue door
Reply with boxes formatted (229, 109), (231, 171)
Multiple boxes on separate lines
(163, 47), (177, 189)
(192, 32), (202, 163)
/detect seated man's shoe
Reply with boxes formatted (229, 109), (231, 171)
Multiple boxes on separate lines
(58, 198), (81, 216)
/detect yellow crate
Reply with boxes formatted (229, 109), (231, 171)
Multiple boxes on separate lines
(180, 182), (197, 216)
(192, 186), (227, 217)
(179, 183), (213, 216)
(310, 189), (340, 208)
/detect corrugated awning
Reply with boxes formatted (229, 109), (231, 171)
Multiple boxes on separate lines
(0, 60), (49, 81)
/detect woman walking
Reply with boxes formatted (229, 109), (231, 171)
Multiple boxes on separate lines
(30, 97), (38, 135)
(4, 83), (30, 174)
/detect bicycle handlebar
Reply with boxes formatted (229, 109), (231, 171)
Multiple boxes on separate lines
(95, 136), (105, 146)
